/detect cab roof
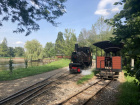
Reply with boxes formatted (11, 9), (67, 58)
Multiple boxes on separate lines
(93, 41), (124, 53)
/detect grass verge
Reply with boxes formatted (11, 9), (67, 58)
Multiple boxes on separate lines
(0, 59), (70, 81)
(117, 70), (140, 105)
(77, 69), (99, 84)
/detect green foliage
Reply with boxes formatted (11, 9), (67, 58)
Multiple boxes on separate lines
(24, 39), (44, 60)
(9, 58), (14, 73)
(0, 38), (24, 57)
(0, 37), (8, 57)
(8, 47), (15, 57)
(55, 31), (64, 54)
(0, 0), (67, 35)
(0, 59), (70, 81)
(57, 29), (77, 56)
(14, 47), (24, 57)
(78, 17), (114, 55)
(44, 42), (55, 58)
(105, 0), (140, 85)
(24, 59), (28, 68)
(117, 70), (140, 105)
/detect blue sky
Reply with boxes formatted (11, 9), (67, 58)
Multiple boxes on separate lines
(0, 0), (122, 48)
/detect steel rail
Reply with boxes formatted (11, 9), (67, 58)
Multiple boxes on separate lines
(0, 71), (68, 104)
(15, 81), (54, 105)
(58, 79), (102, 105)
(83, 80), (112, 105)
(15, 74), (78, 105)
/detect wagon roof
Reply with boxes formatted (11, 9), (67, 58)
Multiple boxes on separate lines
(93, 41), (124, 53)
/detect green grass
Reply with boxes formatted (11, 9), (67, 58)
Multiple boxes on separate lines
(117, 70), (140, 105)
(0, 59), (70, 81)
(77, 69), (99, 84)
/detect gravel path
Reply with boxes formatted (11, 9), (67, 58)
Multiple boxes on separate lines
(0, 66), (69, 100)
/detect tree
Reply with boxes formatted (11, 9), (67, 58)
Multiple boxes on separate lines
(0, 0), (67, 36)
(78, 32), (85, 47)
(77, 17), (113, 55)
(44, 42), (55, 58)
(14, 47), (24, 57)
(78, 30), (89, 47)
(0, 37), (8, 57)
(57, 29), (77, 56)
(105, 0), (140, 85)
(24, 39), (43, 60)
(55, 31), (64, 54)
(8, 47), (15, 57)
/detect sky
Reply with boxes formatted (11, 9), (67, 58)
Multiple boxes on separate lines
(0, 0), (123, 48)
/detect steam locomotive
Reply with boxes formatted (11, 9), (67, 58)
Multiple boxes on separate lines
(69, 44), (92, 73)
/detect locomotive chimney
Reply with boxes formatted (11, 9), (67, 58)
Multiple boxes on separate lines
(75, 44), (78, 52)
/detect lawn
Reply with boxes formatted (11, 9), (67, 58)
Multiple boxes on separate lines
(117, 70), (140, 105)
(77, 69), (99, 84)
(0, 59), (70, 81)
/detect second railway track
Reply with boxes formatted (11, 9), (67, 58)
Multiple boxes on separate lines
(58, 79), (112, 105)
(0, 71), (77, 105)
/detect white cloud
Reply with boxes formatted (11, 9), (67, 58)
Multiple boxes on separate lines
(111, 7), (120, 12)
(95, 0), (122, 17)
(30, 0), (40, 9)
(15, 41), (24, 45)
(95, 9), (109, 16)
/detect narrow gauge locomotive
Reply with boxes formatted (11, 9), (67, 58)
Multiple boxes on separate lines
(93, 41), (124, 79)
(69, 44), (92, 73)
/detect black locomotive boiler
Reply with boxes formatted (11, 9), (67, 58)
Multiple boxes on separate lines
(69, 44), (92, 73)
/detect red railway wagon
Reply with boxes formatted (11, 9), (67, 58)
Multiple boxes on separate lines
(93, 41), (124, 79)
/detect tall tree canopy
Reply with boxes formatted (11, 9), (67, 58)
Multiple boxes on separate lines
(24, 39), (43, 60)
(0, 37), (8, 57)
(78, 17), (113, 55)
(105, 0), (140, 84)
(44, 42), (55, 58)
(14, 47), (24, 57)
(8, 47), (15, 57)
(55, 31), (64, 54)
(0, 0), (67, 36)
(105, 0), (140, 42)
(58, 29), (77, 56)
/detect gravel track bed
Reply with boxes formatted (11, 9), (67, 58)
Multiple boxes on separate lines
(25, 74), (84, 105)
(24, 63), (96, 105)
(63, 80), (110, 105)
(1, 72), (74, 105)
(86, 72), (125, 105)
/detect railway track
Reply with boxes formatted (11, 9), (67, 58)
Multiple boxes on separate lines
(58, 79), (112, 105)
(0, 71), (77, 105)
